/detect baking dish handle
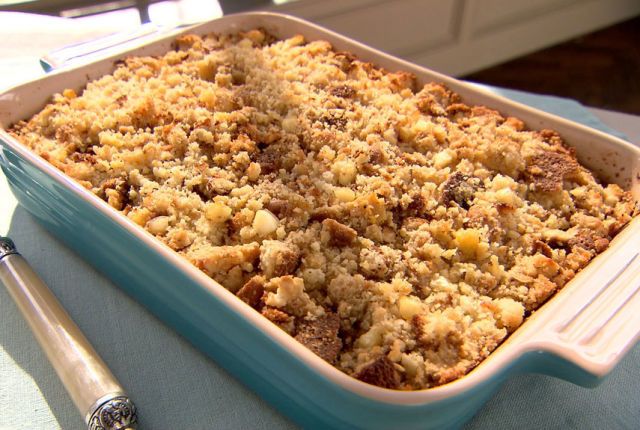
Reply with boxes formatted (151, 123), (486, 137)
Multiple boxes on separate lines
(517, 217), (640, 385)
(40, 19), (200, 72)
(40, 23), (162, 72)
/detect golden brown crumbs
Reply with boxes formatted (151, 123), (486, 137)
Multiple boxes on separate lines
(9, 29), (636, 390)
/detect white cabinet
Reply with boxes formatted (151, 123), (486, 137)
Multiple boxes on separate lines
(310, 0), (456, 55)
(273, 0), (640, 75)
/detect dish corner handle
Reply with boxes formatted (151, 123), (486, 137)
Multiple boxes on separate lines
(520, 219), (640, 385)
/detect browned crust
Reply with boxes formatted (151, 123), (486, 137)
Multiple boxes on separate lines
(532, 240), (553, 258)
(261, 307), (295, 334)
(294, 312), (342, 364)
(330, 85), (356, 99)
(354, 356), (400, 389)
(525, 151), (580, 192)
(236, 276), (265, 309)
(440, 172), (482, 209)
(265, 199), (292, 217)
(98, 176), (130, 210)
(191, 243), (260, 276)
(310, 206), (345, 223)
(568, 229), (610, 253)
(322, 218), (358, 247)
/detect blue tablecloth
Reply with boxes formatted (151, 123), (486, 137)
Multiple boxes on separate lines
(1, 87), (638, 429)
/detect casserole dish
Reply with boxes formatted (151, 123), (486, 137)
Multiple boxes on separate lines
(1, 12), (639, 429)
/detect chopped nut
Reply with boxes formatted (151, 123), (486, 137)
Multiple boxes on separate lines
(334, 187), (356, 203)
(433, 149), (455, 169)
(246, 162), (261, 182)
(243, 29), (265, 45)
(332, 160), (357, 185)
(398, 296), (423, 320)
(253, 209), (279, 236)
(310, 206), (345, 223)
(205, 202), (232, 223)
(263, 275), (322, 318)
(147, 216), (170, 235)
(455, 228), (481, 258)
(355, 325), (384, 349)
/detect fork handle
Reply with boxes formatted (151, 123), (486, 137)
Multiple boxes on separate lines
(0, 237), (137, 429)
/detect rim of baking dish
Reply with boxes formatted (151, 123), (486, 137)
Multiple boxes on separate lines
(1, 11), (639, 406)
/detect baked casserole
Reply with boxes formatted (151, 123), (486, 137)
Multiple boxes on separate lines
(9, 29), (636, 390)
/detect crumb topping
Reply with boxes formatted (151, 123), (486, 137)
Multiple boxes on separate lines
(9, 29), (636, 390)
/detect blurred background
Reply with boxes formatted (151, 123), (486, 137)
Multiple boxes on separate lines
(1, 0), (638, 114)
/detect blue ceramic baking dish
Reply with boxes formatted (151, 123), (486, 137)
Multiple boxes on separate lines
(1, 12), (640, 429)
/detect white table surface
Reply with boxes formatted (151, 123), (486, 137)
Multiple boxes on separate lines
(1, 12), (639, 430)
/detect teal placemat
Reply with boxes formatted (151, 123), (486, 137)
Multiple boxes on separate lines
(484, 85), (627, 140)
